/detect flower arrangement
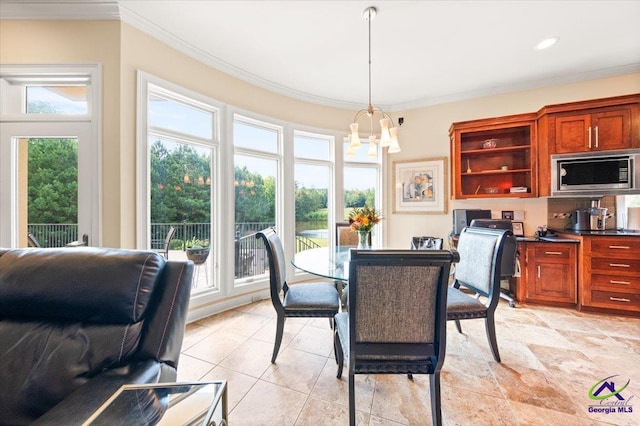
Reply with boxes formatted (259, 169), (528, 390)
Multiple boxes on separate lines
(348, 206), (382, 233)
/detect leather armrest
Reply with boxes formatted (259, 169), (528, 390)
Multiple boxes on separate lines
(32, 360), (164, 425)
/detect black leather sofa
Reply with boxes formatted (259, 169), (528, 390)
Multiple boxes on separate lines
(0, 247), (194, 425)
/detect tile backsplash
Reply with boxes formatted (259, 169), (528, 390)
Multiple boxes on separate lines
(547, 196), (616, 231)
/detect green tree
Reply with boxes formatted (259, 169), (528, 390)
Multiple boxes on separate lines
(27, 138), (78, 223)
(234, 166), (275, 223)
(150, 140), (211, 224)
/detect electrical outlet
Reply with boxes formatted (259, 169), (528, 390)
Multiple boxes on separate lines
(553, 212), (572, 219)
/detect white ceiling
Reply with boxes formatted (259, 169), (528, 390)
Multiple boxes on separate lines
(3, 0), (640, 111)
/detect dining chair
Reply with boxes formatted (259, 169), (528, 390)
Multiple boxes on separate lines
(446, 226), (511, 362)
(154, 226), (176, 259)
(334, 249), (459, 426)
(256, 228), (340, 363)
(336, 221), (356, 246)
(27, 232), (41, 248)
(411, 236), (444, 250)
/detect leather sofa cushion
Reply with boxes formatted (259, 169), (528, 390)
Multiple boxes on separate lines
(0, 248), (165, 323)
(0, 320), (142, 424)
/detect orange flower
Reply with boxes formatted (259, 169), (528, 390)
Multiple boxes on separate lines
(348, 206), (382, 232)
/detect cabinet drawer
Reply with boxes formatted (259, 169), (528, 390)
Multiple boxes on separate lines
(532, 245), (572, 262)
(589, 238), (640, 255)
(591, 274), (640, 291)
(590, 290), (640, 312)
(590, 257), (640, 275)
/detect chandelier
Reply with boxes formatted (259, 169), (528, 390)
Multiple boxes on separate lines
(348, 6), (401, 157)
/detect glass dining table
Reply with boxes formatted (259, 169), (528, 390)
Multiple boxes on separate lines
(291, 246), (352, 283)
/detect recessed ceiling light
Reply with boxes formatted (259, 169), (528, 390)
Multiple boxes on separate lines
(535, 37), (559, 50)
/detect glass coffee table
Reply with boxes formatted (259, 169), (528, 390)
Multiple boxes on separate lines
(83, 381), (227, 426)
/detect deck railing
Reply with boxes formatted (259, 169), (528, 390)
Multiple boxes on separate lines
(27, 222), (322, 279)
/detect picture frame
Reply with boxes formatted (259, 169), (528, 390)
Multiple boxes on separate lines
(393, 157), (448, 214)
(501, 210), (514, 220)
(512, 221), (524, 237)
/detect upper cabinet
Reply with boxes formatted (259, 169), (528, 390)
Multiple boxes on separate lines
(537, 94), (640, 196)
(449, 113), (537, 199)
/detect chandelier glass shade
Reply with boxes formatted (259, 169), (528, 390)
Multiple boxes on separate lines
(348, 7), (401, 157)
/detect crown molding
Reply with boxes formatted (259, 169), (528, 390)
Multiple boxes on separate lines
(0, 0), (120, 20)
(391, 63), (640, 112)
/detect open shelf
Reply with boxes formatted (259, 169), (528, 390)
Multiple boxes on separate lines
(450, 113), (538, 199)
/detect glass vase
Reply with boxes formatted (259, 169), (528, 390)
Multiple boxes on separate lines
(357, 230), (371, 249)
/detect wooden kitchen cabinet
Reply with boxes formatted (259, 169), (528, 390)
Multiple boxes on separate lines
(518, 242), (577, 306)
(449, 113), (537, 199)
(537, 94), (640, 196)
(552, 106), (636, 153)
(580, 235), (640, 314)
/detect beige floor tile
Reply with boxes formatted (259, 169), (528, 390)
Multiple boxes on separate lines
(179, 299), (640, 425)
(218, 338), (274, 378)
(183, 328), (249, 364)
(201, 365), (258, 412)
(442, 386), (517, 426)
(176, 353), (215, 382)
(295, 396), (369, 426)
(442, 353), (503, 398)
(509, 400), (603, 426)
(370, 374), (438, 425)
(287, 323), (335, 357)
(491, 363), (578, 415)
(261, 348), (328, 394)
(229, 380), (307, 425)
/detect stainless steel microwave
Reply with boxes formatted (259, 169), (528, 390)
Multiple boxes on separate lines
(551, 149), (640, 197)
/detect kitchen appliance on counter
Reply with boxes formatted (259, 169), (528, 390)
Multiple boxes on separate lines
(572, 199), (608, 231)
(572, 209), (591, 230)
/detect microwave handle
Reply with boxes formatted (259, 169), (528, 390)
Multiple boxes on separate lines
(588, 126), (592, 148)
(595, 126), (598, 148)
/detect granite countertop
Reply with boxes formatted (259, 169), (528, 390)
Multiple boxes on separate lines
(549, 228), (640, 237)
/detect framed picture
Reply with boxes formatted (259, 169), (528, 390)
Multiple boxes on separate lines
(501, 210), (514, 220)
(512, 221), (524, 236)
(393, 157), (448, 214)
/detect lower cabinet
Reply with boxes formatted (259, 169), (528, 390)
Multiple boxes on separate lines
(517, 242), (577, 306)
(581, 236), (640, 314)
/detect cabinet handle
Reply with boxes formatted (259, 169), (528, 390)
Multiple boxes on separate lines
(610, 280), (631, 285)
(609, 245), (630, 250)
(544, 251), (562, 255)
(537, 265), (541, 278)
(595, 125), (599, 148)
(609, 297), (631, 303)
(609, 263), (630, 268)
(588, 126), (592, 148)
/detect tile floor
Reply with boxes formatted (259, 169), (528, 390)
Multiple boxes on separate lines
(178, 298), (640, 425)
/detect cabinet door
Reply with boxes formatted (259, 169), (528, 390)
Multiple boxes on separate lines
(554, 113), (592, 153)
(592, 108), (632, 151)
(528, 261), (576, 303)
(524, 244), (577, 304)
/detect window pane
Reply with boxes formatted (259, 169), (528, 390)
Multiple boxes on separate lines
(26, 86), (87, 114)
(234, 154), (277, 279)
(343, 166), (377, 220)
(25, 138), (79, 247)
(343, 140), (377, 163)
(294, 134), (330, 160)
(149, 94), (213, 139)
(295, 163), (330, 251)
(149, 136), (214, 292)
(234, 120), (278, 153)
